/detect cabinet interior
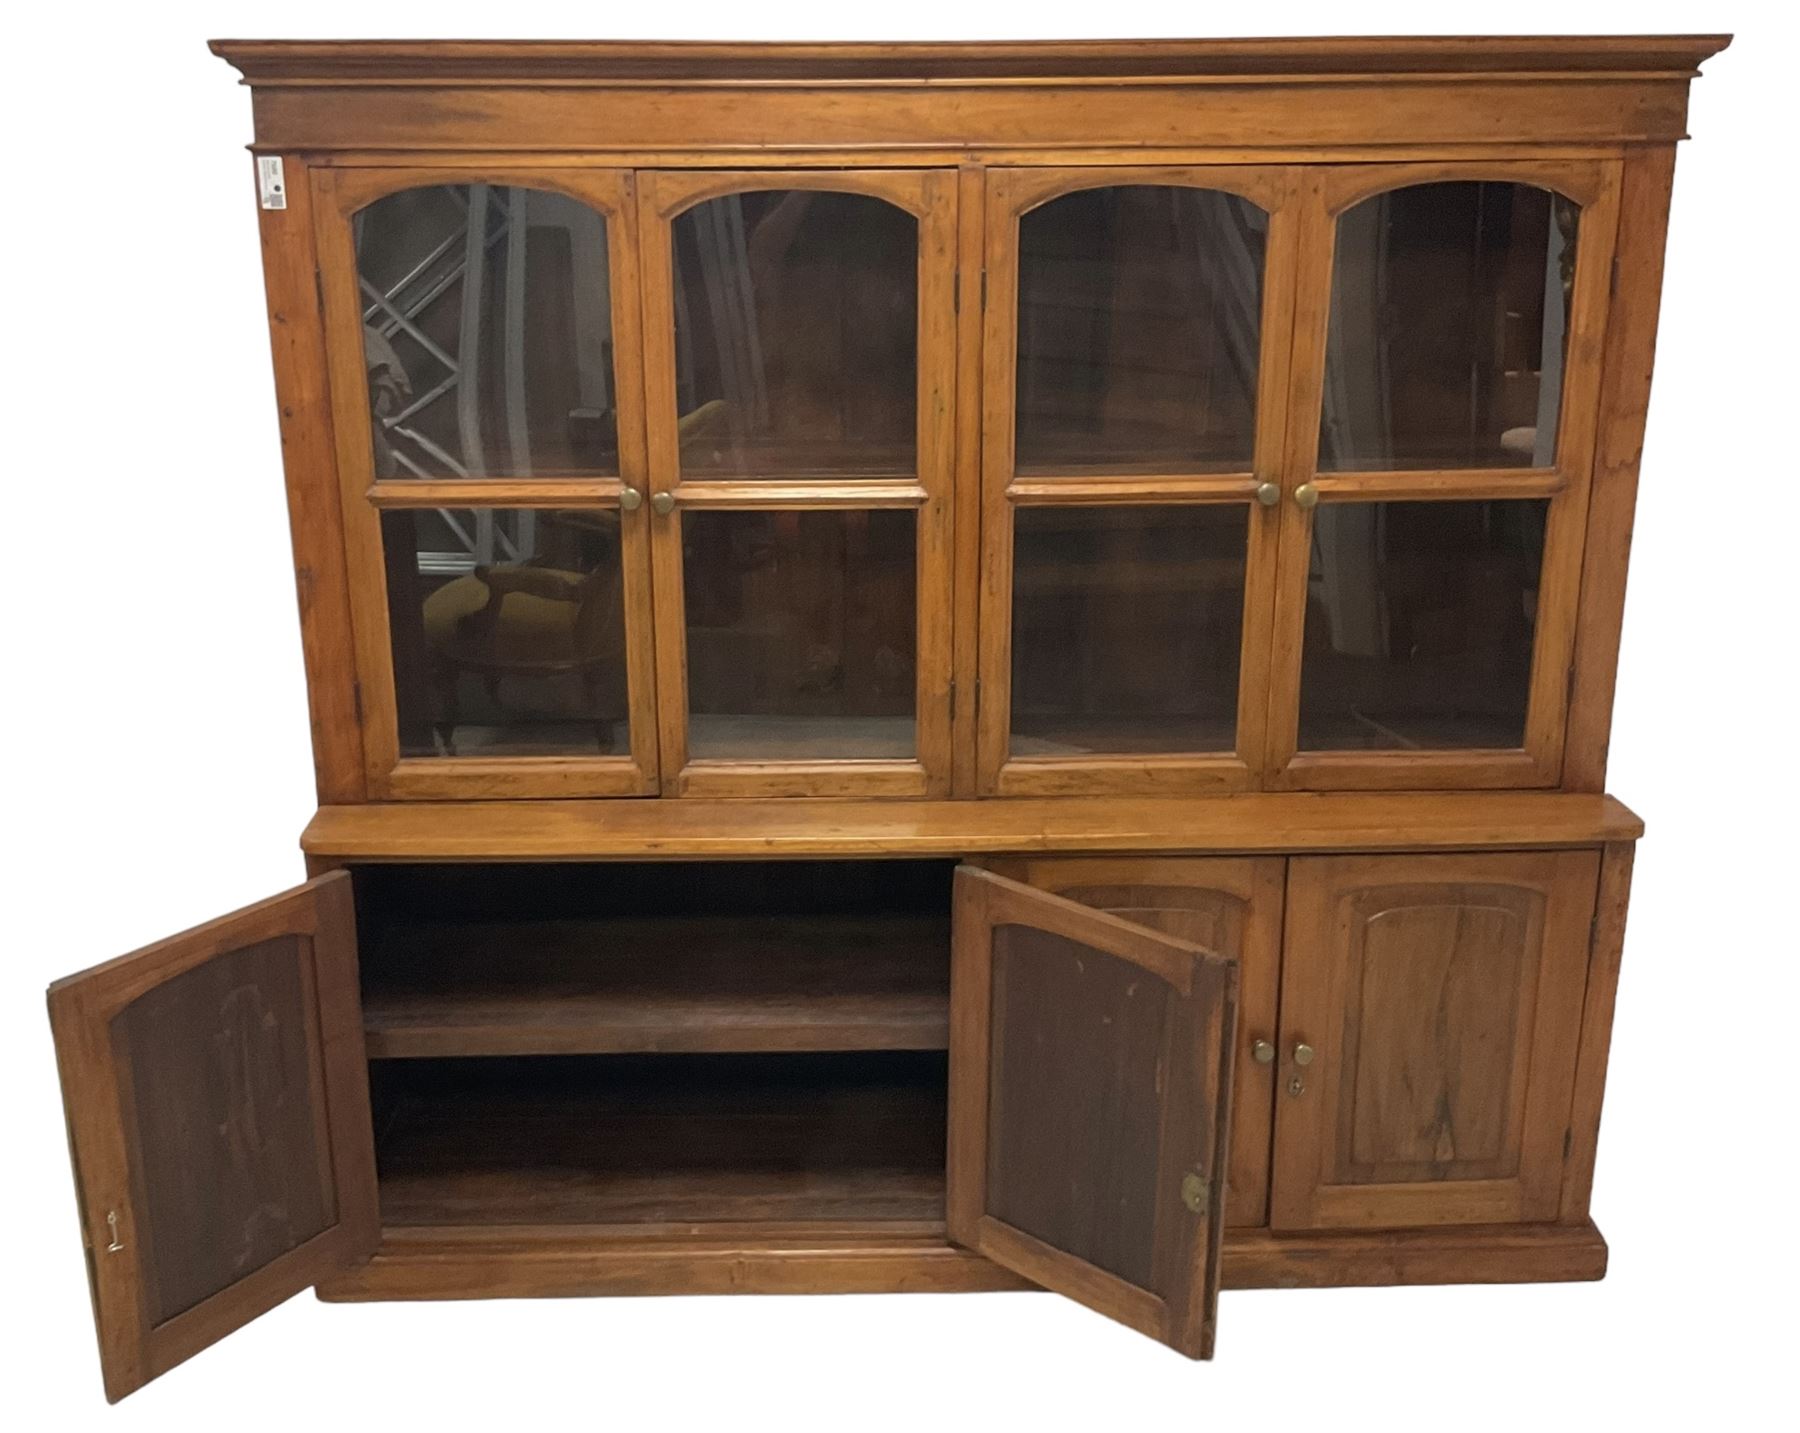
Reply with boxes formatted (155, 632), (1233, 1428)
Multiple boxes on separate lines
(355, 860), (958, 1233)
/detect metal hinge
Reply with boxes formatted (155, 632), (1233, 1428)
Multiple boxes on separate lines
(257, 155), (288, 210)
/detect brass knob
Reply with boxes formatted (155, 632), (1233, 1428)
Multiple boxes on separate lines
(619, 485), (643, 512)
(1251, 1039), (1276, 1064)
(1293, 1042), (1316, 1067)
(1294, 483), (1320, 510)
(650, 492), (676, 516)
(1255, 481), (1280, 507)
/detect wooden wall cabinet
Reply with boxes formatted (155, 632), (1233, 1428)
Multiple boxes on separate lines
(46, 35), (1723, 1400)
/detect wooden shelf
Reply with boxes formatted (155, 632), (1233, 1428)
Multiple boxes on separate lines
(372, 1052), (947, 1229)
(362, 914), (950, 1058)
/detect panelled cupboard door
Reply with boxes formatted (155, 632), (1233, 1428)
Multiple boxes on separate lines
(638, 170), (959, 798)
(976, 166), (1302, 796)
(948, 867), (1238, 1358)
(979, 855), (1283, 1228)
(47, 874), (377, 1402)
(1264, 161), (1623, 791)
(1270, 851), (1599, 1231)
(312, 166), (661, 799)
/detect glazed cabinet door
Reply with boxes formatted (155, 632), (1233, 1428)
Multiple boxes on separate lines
(1270, 851), (1599, 1230)
(980, 856), (1283, 1227)
(47, 875), (376, 1401)
(1266, 162), (1622, 789)
(948, 867), (1238, 1358)
(314, 167), (660, 798)
(638, 171), (958, 797)
(977, 168), (1301, 795)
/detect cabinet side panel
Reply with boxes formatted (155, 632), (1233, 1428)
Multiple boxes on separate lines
(1563, 145), (1679, 790)
(256, 155), (366, 802)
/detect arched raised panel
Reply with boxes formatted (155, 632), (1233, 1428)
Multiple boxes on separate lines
(1320, 180), (1583, 473)
(351, 182), (622, 481)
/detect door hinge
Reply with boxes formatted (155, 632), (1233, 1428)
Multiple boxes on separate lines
(257, 155), (288, 211)
(352, 680), (364, 725)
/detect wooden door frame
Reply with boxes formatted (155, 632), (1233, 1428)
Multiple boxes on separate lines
(975, 165), (1302, 796)
(312, 162), (661, 799)
(978, 854), (1286, 1229)
(1269, 850), (1600, 1230)
(1264, 159), (1625, 792)
(948, 865), (1237, 1357)
(636, 168), (959, 798)
(47, 875), (376, 1401)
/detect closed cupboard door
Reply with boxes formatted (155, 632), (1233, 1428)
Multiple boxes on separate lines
(639, 171), (958, 797)
(977, 168), (1302, 794)
(948, 867), (1238, 1358)
(47, 875), (376, 1401)
(1270, 851), (1599, 1230)
(981, 856), (1283, 1228)
(314, 168), (660, 798)
(1265, 162), (1622, 790)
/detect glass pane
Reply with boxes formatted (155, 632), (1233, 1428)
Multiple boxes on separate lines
(1320, 183), (1579, 472)
(1015, 186), (1267, 476)
(381, 508), (629, 757)
(1298, 499), (1549, 751)
(355, 185), (616, 478)
(1011, 505), (1246, 756)
(683, 509), (916, 760)
(671, 191), (917, 478)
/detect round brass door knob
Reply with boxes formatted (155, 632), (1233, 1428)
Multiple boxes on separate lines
(1294, 483), (1320, 510)
(619, 485), (644, 512)
(1251, 1039), (1276, 1064)
(1293, 1042), (1316, 1067)
(650, 492), (676, 516)
(1255, 481), (1280, 507)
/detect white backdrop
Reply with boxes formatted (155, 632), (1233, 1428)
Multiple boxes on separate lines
(5, 5), (1793, 1430)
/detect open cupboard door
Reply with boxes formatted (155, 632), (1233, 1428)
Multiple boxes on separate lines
(47, 873), (377, 1402)
(947, 867), (1239, 1357)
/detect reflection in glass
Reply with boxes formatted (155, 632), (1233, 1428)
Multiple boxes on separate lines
(683, 510), (916, 760)
(1320, 183), (1579, 471)
(382, 508), (628, 757)
(672, 191), (917, 478)
(356, 185), (616, 479)
(1011, 506), (1246, 756)
(1016, 186), (1267, 475)
(1297, 499), (1548, 751)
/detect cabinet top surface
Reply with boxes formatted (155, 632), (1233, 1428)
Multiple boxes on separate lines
(210, 35), (1730, 85)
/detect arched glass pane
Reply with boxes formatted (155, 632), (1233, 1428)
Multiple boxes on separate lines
(671, 191), (917, 478)
(355, 185), (616, 479)
(1015, 186), (1267, 475)
(1320, 182), (1580, 472)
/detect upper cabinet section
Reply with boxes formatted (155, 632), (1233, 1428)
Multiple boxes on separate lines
(231, 39), (1727, 804)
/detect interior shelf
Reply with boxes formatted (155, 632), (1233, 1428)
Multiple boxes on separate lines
(371, 1052), (948, 1230)
(362, 914), (951, 1057)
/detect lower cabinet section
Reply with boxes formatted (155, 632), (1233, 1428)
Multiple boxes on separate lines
(49, 842), (1618, 1397)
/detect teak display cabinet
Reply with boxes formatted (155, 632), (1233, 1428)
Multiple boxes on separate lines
(47, 35), (1723, 1401)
